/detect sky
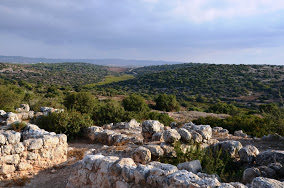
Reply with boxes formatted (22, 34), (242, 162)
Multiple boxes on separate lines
(0, 0), (284, 65)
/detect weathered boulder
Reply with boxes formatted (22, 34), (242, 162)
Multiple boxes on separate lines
(152, 132), (164, 142)
(256, 150), (284, 166)
(261, 133), (283, 141)
(15, 104), (30, 113)
(213, 140), (243, 158)
(163, 129), (181, 143)
(125, 119), (140, 129)
(131, 146), (151, 164)
(142, 120), (164, 142)
(177, 160), (202, 174)
(239, 145), (259, 163)
(234, 130), (248, 138)
(242, 167), (261, 184)
(191, 124), (212, 140)
(258, 166), (277, 178)
(170, 122), (178, 129)
(178, 128), (192, 143)
(189, 130), (203, 143)
(0, 110), (6, 116)
(144, 144), (164, 158)
(160, 142), (177, 157)
(251, 177), (284, 188)
(3, 131), (21, 145)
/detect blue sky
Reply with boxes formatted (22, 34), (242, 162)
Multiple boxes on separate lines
(0, 0), (284, 65)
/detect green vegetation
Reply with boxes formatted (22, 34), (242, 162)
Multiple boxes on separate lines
(155, 94), (180, 112)
(194, 104), (284, 137)
(36, 110), (93, 140)
(160, 142), (243, 182)
(64, 92), (98, 114)
(83, 75), (134, 87)
(106, 64), (284, 103)
(122, 94), (149, 112)
(206, 103), (240, 115)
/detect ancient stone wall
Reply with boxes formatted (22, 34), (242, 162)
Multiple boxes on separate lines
(0, 124), (67, 180)
(66, 154), (226, 188)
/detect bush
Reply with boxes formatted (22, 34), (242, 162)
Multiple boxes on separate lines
(155, 94), (180, 112)
(64, 92), (98, 114)
(122, 94), (149, 112)
(36, 110), (93, 140)
(0, 85), (24, 111)
(93, 100), (126, 125)
(160, 142), (243, 182)
(206, 103), (240, 115)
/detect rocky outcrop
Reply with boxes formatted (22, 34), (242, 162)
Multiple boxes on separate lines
(67, 154), (223, 188)
(142, 120), (164, 142)
(239, 145), (259, 163)
(256, 150), (284, 166)
(0, 124), (67, 180)
(251, 177), (284, 188)
(211, 140), (243, 158)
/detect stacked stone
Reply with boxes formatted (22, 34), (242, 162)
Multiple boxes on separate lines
(66, 154), (225, 188)
(0, 124), (67, 180)
(85, 126), (135, 146)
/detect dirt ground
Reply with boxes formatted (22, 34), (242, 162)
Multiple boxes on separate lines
(1, 136), (283, 187)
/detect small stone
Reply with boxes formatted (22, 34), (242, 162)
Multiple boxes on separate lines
(177, 160), (202, 174)
(50, 169), (57, 174)
(132, 146), (151, 164)
(163, 129), (181, 143)
(239, 145), (259, 163)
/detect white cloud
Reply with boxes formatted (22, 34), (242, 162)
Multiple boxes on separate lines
(171, 0), (284, 22)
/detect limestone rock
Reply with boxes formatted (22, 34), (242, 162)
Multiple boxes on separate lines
(132, 146), (151, 164)
(144, 144), (164, 158)
(178, 128), (192, 143)
(256, 150), (284, 166)
(191, 124), (212, 140)
(160, 142), (177, 157)
(142, 120), (164, 142)
(0, 164), (16, 175)
(213, 140), (243, 158)
(163, 129), (181, 143)
(234, 130), (248, 138)
(252, 177), (284, 188)
(242, 167), (261, 184)
(239, 145), (259, 163)
(189, 130), (203, 143)
(177, 160), (202, 174)
(3, 131), (21, 145)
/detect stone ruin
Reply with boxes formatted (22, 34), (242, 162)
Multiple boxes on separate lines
(0, 104), (67, 180)
(76, 119), (284, 187)
(1, 104), (284, 187)
(0, 124), (67, 180)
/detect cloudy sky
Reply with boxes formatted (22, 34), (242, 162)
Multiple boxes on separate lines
(0, 0), (284, 65)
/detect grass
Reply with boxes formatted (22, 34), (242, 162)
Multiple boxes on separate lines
(83, 75), (134, 87)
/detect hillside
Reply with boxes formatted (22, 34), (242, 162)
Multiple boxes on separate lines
(0, 62), (122, 86)
(101, 64), (284, 103)
(0, 55), (183, 67)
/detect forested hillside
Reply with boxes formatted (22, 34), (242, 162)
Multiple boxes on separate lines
(0, 62), (121, 86)
(100, 64), (284, 103)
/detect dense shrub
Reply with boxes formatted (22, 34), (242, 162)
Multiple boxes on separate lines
(64, 92), (98, 114)
(160, 142), (243, 182)
(0, 85), (24, 111)
(206, 103), (240, 115)
(193, 113), (283, 137)
(122, 94), (149, 112)
(155, 94), (180, 112)
(36, 110), (93, 140)
(92, 100), (126, 125)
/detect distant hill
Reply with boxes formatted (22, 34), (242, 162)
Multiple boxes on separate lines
(0, 62), (122, 86)
(101, 64), (284, 103)
(0, 55), (183, 67)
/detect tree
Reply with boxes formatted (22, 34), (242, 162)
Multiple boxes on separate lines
(64, 92), (98, 114)
(122, 94), (149, 112)
(93, 100), (126, 125)
(155, 94), (180, 112)
(36, 110), (93, 140)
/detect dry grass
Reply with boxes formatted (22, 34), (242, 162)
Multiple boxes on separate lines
(68, 148), (88, 160)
